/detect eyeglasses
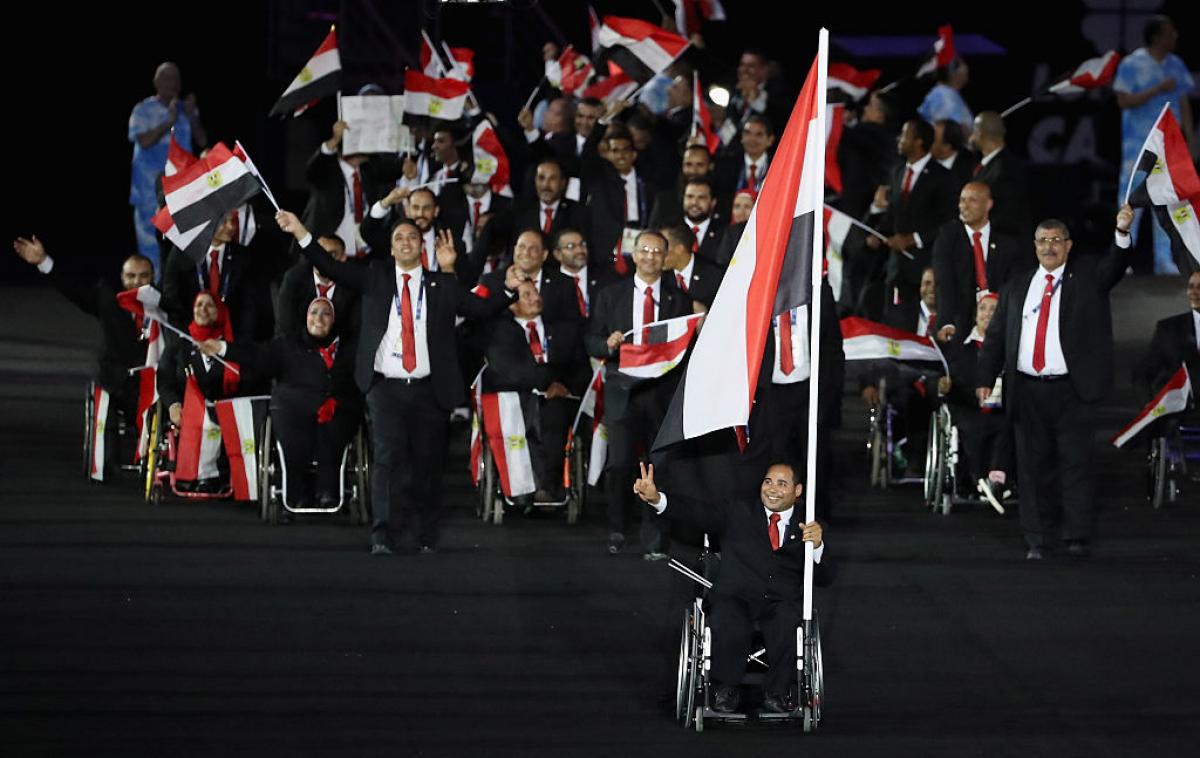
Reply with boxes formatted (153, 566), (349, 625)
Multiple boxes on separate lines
(637, 246), (665, 255)
(1034, 236), (1069, 247)
(556, 241), (587, 250)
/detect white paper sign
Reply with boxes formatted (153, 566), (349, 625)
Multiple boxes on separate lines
(340, 95), (413, 155)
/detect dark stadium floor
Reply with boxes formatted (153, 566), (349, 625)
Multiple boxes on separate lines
(1, 279), (1198, 757)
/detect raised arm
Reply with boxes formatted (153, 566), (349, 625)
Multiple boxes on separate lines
(633, 462), (727, 535)
(276, 210), (368, 291)
(13, 235), (102, 316)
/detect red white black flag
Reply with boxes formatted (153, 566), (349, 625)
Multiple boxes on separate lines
(916, 25), (955, 79)
(596, 15), (689, 84)
(582, 62), (637, 104)
(1153, 198), (1200, 272)
(1048, 51), (1120, 94)
(165, 134), (197, 176)
(692, 72), (718, 154)
(654, 42), (827, 450)
(1127, 104), (1200, 207)
(403, 70), (471, 121)
(215, 396), (268, 501)
(481, 392), (537, 497)
(827, 63), (881, 102)
(1112, 366), (1192, 447)
(673, 0), (726, 38)
(546, 46), (594, 98)
(161, 143), (261, 237)
(616, 313), (703, 385)
(270, 28), (341, 117)
(175, 376), (224, 483)
(471, 120), (513, 198)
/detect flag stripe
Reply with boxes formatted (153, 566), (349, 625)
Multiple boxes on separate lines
(1111, 366), (1191, 447)
(90, 385), (108, 481)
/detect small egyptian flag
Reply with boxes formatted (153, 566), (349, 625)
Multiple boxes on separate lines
(916, 25), (955, 79)
(152, 207), (211, 263)
(403, 70), (471, 121)
(823, 206), (855, 303)
(595, 15), (689, 84)
(582, 61), (638, 104)
(1048, 51), (1120, 95)
(175, 376), (224, 483)
(840, 317), (942, 363)
(580, 367), (608, 486)
(215, 396), (268, 501)
(165, 134), (197, 176)
(546, 45), (594, 98)
(1127, 104), (1200, 208)
(481, 392), (537, 498)
(468, 368), (485, 486)
(616, 313), (702, 385)
(269, 28), (341, 118)
(1112, 366), (1192, 447)
(88, 384), (111, 482)
(161, 143), (261, 236)
(827, 63), (881, 103)
(471, 120), (513, 198)
(132, 366), (158, 463)
(692, 72), (718, 154)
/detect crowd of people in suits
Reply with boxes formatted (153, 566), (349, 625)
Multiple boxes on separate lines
(10, 18), (1198, 572)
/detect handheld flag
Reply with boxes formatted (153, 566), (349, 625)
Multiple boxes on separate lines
(269, 28), (340, 117)
(403, 70), (471, 121)
(916, 25), (955, 79)
(471, 120), (513, 198)
(596, 15), (689, 84)
(1126, 104), (1200, 207)
(1111, 366), (1192, 447)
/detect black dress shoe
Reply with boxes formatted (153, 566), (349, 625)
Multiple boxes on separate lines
(1066, 541), (1091, 559)
(761, 692), (796, 714)
(712, 685), (740, 713)
(1025, 546), (1044, 561)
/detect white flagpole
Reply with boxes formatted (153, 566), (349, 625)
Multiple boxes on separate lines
(152, 318), (240, 375)
(233, 140), (280, 211)
(620, 310), (705, 339)
(999, 96), (1032, 119)
(802, 28), (830, 625)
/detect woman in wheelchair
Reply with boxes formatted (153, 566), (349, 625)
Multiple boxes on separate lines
(634, 460), (830, 715)
(936, 293), (1014, 498)
(198, 296), (361, 511)
(483, 281), (590, 501)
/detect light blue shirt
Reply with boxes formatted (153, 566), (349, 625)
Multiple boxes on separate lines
(128, 96), (192, 206)
(917, 83), (973, 131)
(1114, 48), (1194, 170)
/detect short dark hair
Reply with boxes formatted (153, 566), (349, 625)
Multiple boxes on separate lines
(683, 177), (714, 197)
(765, 460), (804, 486)
(550, 227), (584, 250)
(906, 119), (935, 153)
(741, 48), (768, 65)
(1035, 219), (1071, 240)
(935, 118), (965, 151)
(535, 156), (565, 176)
(1143, 14), (1172, 47)
(661, 224), (696, 252)
(389, 218), (421, 238)
(123, 253), (154, 273)
(578, 96), (604, 111)
(626, 112), (654, 133)
(408, 187), (438, 206)
(870, 90), (894, 124)
(514, 227), (546, 248)
(635, 229), (668, 251)
(744, 113), (775, 136)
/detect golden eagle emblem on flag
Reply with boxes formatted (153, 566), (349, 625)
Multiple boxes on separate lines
(506, 434), (527, 451)
(206, 171), (223, 189)
(475, 157), (496, 175)
(1151, 405), (1167, 418)
(428, 98), (444, 116)
(206, 427), (223, 441)
(1172, 204), (1193, 224)
(886, 339), (901, 357)
(298, 67), (314, 84)
(242, 439), (256, 455)
(1151, 159), (1164, 175)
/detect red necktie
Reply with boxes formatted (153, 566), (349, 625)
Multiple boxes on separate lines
(1032, 274), (1054, 373)
(779, 313), (795, 375)
(746, 163), (758, 192)
(768, 512), (781, 550)
(352, 169), (364, 223)
(690, 225), (701, 253)
(527, 321), (546, 363)
(400, 274), (417, 372)
(208, 250), (221, 296)
(316, 339), (340, 424)
(925, 311), (937, 338)
(676, 272), (688, 292)
(571, 275), (587, 317)
(420, 241), (430, 270)
(901, 166), (914, 203)
(473, 200), (482, 230)
(543, 207), (554, 235)
(972, 162), (983, 177)
(972, 230), (989, 292)
(642, 285), (655, 341)
(317, 282), (331, 299)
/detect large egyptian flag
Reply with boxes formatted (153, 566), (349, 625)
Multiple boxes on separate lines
(654, 42), (827, 451)
(1111, 366), (1192, 447)
(582, 62), (637, 103)
(1127, 104), (1200, 207)
(269, 28), (340, 117)
(1153, 197), (1200, 272)
(1048, 51), (1120, 95)
(595, 15), (689, 84)
(215, 396), (268, 501)
(175, 377), (224, 483)
(403, 70), (471, 121)
(161, 143), (260, 237)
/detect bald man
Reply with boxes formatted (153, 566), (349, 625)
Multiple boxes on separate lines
(969, 112), (1031, 240)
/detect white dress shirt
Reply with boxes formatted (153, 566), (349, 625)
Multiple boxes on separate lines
(468, 190), (493, 228)
(575, 133), (587, 155)
(421, 228), (441, 272)
(965, 221), (991, 262)
(674, 255), (696, 291)
(650, 495), (824, 562)
(772, 304), (811, 384)
(632, 275), (662, 335)
(320, 142), (366, 256)
(539, 200), (560, 229)
(1017, 264), (1068, 376)
(621, 170), (639, 222)
(374, 265), (431, 378)
(1192, 310), (1200, 352)
(744, 153), (768, 186)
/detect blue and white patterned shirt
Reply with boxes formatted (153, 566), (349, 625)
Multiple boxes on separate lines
(127, 96), (192, 206)
(917, 83), (973, 131)
(1113, 48), (1194, 171)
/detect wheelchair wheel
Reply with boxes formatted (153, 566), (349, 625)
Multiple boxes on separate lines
(258, 416), (280, 524)
(352, 425), (372, 526)
(1148, 436), (1168, 510)
(479, 445), (501, 525)
(675, 607), (691, 722)
(83, 383), (96, 478)
(144, 406), (163, 505)
(566, 435), (585, 525)
(800, 617), (824, 733)
(868, 408), (883, 488)
(923, 411), (941, 507)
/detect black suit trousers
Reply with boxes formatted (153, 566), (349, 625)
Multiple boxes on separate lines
(606, 387), (671, 551)
(710, 592), (802, 695)
(271, 405), (359, 503)
(366, 378), (448, 547)
(1013, 377), (1096, 546)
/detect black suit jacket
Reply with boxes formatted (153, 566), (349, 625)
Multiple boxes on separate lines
(223, 334), (362, 420)
(358, 211), (478, 288)
(45, 268), (146, 393)
(669, 253), (725, 309)
(275, 260), (361, 342)
(474, 198), (590, 276)
(714, 149), (770, 198)
(1135, 312), (1200, 401)
(943, 151), (978, 193)
(931, 221), (1027, 338)
(301, 147), (403, 240)
(978, 242), (1133, 409)
(659, 494), (835, 602)
(483, 317), (591, 396)
(581, 132), (659, 275)
(157, 338), (239, 411)
(837, 122), (896, 219)
(296, 237), (515, 407)
(161, 242), (268, 342)
(585, 278), (693, 420)
(974, 147), (1032, 240)
(479, 267), (582, 324)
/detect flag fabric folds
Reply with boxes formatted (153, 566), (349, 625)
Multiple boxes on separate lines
(165, 135), (197, 176)
(215, 397), (267, 501)
(161, 143), (261, 239)
(572, 366), (608, 486)
(916, 25), (955, 79)
(546, 46), (594, 98)
(827, 63), (881, 102)
(692, 72), (718, 154)
(616, 314), (702, 383)
(175, 376), (223, 482)
(1127, 104), (1200, 207)
(1152, 198), (1200, 272)
(403, 70), (471, 121)
(823, 206), (854, 303)
(673, 0), (726, 38)
(88, 384), (110, 482)
(582, 63), (637, 103)
(1048, 51), (1120, 94)
(654, 51), (825, 450)
(481, 392), (537, 498)
(471, 120), (513, 198)
(596, 15), (689, 84)
(269, 28), (341, 117)
(1111, 366), (1192, 447)
(839, 317), (942, 363)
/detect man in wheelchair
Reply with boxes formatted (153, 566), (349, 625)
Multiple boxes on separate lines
(634, 460), (830, 714)
(484, 281), (591, 501)
(1134, 270), (1200, 419)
